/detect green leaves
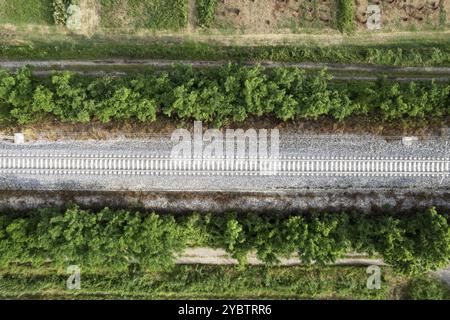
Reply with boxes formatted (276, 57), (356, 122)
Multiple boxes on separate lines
(197, 0), (218, 28)
(381, 208), (450, 275)
(337, 0), (356, 34)
(0, 65), (449, 126)
(0, 207), (449, 275)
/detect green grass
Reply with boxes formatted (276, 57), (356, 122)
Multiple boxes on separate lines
(0, 0), (54, 25)
(196, 0), (217, 28)
(1, 37), (450, 67)
(0, 265), (448, 300)
(99, 0), (188, 30)
(405, 275), (450, 300)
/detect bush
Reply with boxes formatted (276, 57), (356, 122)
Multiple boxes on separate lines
(337, 0), (356, 34)
(53, 0), (69, 25)
(0, 206), (448, 275)
(0, 65), (449, 126)
(406, 275), (450, 300)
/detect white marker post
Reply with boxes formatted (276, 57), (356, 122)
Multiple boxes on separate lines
(367, 5), (381, 30)
(14, 133), (25, 144)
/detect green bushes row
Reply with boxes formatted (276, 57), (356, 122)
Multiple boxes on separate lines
(337, 0), (356, 34)
(0, 206), (449, 275)
(196, 0), (217, 28)
(0, 65), (449, 126)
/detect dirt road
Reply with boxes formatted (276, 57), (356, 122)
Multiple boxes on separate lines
(2, 59), (450, 81)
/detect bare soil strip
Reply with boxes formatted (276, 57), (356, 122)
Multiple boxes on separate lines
(176, 248), (384, 266)
(2, 59), (450, 74)
(3, 59), (450, 81)
(0, 189), (448, 214)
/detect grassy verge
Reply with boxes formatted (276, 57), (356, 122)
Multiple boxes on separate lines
(0, 0), (54, 25)
(1, 37), (450, 67)
(0, 265), (448, 300)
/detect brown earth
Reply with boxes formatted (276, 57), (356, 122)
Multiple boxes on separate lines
(1, 115), (448, 142)
(213, 0), (448, 33)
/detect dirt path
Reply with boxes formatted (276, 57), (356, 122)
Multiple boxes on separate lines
(3, 59), (450, 73)
(177, 248), (385, 266)
(187, 0), (197, 33)
(2, 59), (450, 81)
(26, 71), (450, 82)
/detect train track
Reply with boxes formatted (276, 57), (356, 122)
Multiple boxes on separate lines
(0, 153), (449, 178)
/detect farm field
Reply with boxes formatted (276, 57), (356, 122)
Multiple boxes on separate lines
(0, 0), (188, 30)
(0, 1), (449, 51)
(209, 0), (450, 33)
(99, 0), (188, 30)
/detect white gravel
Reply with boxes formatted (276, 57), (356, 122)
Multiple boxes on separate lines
(0, 134), (448, 192)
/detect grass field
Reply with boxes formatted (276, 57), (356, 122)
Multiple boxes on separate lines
(0, 0), (54, 25)
(99, 0), (188, 30)
(1, 265), (448, 300)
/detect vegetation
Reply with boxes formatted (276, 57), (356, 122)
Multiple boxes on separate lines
(52, 0), (78, 26)
(1, 265), (448, 300)
(337, 0), (356, 34)
(196, 0), (218, 28)
(405, 275), (450, 300)
(0, 65), (448, 126)
(0, 0), (54, 25)
(440, 1), (447, 27)
(99, 0), (188, 30)
(0, 206), (449, 275)
(2, 39), (450, 67)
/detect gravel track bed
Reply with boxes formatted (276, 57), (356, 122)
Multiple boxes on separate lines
(0, 134), (448, 192)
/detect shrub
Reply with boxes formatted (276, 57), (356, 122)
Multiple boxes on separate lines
(405, 275), (450, 300)
(0, 65), (449, 126)
(53, 0), (69, 25)
(0, 206), (448, 275)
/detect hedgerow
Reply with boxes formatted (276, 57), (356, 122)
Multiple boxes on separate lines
(0, 206), (448, 275)
(0, 65), (449, 126)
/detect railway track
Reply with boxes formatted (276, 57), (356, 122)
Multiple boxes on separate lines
(1, 153), (449, 178)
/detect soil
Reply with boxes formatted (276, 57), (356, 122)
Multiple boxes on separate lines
(215, 0), (337, 33)
(1, 115), (448, 142)
(78, 0), (101, 37)
(0, 189), (448, 214)
(213, 0), (447, 33)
